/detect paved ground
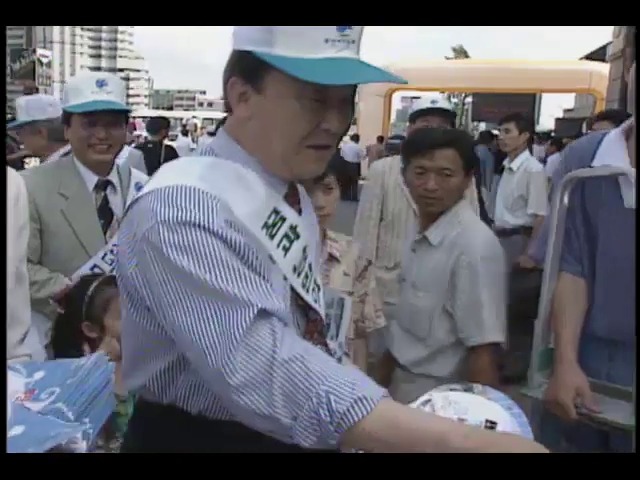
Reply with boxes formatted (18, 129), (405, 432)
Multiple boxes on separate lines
(328, 200), (359, 236)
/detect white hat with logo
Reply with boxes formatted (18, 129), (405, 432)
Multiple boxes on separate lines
(62, 72), (130, 114)
(232, 26), (407, 86)
(410, 94), (455, 114)
(7, 94), (63, 129)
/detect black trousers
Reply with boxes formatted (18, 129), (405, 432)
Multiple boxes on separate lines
(120, 398), (336, 453)
(338, 160), (360, 201)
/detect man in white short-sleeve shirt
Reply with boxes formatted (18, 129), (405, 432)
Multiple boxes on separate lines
(494, 113), (548, 267)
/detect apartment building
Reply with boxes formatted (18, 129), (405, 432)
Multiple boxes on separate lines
(6, 26), (152, 111)
(6, 26), (43, 111)
(150, 89), (206, 111)
(195, 95), (224, 112)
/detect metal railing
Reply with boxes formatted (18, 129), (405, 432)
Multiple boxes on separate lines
(523, 166), (635, 440)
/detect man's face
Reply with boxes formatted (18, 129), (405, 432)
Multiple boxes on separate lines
(498, 122), (529, 155)
(16, 123), (48, 157)
(233, 69), (355, 181)
(404, 147), (471, 217)
(65, 111), (127, 166)
(408, 112), (452, 133)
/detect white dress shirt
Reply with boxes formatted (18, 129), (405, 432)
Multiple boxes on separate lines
(340, 141), (365, 164)
(494, 150), (549, 229)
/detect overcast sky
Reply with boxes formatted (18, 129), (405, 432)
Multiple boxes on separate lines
(134, 26), (614, 128)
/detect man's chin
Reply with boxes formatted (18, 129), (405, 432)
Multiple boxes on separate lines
(87, 151), (118, 163)
(293, 164), (328, 182)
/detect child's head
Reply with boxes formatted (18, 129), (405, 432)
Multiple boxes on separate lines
(51, 274), (120, 359)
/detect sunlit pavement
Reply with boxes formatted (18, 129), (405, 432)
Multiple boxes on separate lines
(329, 200), (359, 236)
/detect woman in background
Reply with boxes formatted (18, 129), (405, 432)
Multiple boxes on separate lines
(301, 154), (386, 372)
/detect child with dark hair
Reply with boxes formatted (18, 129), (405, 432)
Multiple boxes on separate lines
(51, 274), (132, 452)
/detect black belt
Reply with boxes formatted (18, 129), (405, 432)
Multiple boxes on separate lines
(120, 398), (336, 453)
(494, 226), (533, 238)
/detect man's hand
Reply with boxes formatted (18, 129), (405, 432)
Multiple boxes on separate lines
(373, 351), (396, 388)
(84, 335), (121, 362)
(51, 283), (73, 313)
(516, 255), (537, 269)
(544, 361), (600, 421)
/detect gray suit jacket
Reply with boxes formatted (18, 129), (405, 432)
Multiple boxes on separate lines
(20, 152), (135, 323)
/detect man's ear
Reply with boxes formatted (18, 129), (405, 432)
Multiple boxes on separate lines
(224, 77), (255, 120)
(81, 321), (100, 340)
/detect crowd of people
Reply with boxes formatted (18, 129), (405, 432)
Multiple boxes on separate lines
(6, 25), (635, 453)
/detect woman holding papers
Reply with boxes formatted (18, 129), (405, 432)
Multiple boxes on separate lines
(302, 155), (385, 372)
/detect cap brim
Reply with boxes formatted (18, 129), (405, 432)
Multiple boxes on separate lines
(7, 119), (33, 130)
(253, 52), (408, 86)
(63, 100), (131, 114)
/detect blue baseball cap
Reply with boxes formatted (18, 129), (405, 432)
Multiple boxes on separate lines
(232, 26), (407, 86)
(62, 72), (130, 114)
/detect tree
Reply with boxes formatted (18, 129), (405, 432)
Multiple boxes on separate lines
(445, 44), (472, 129)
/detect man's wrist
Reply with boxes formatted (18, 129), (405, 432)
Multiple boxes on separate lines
(554, 349), (579, 369)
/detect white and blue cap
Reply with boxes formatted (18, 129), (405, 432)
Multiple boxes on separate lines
(7, 94), (63, 129)
(62, 72), (130, 114)
(232, 26), (407, 86)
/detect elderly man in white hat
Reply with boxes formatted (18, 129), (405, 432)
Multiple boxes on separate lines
(7, 94), (70, 166)
(21, 72), (148, 352)
(116, 26), (546, 454)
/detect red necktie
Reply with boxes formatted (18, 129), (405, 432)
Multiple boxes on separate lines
(284, 183), (329, 352)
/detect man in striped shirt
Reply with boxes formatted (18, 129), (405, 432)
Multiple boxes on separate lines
(117, 26), (546, 453)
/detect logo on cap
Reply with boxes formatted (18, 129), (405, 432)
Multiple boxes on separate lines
(96, 78), (108, 90)
(336, 26), (353, 37)
(430, 99), (439, 106)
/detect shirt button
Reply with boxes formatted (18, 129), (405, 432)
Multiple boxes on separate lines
(411, 245), (417, 254)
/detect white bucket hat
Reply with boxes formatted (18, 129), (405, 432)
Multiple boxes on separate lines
(7, 94), (62, 129)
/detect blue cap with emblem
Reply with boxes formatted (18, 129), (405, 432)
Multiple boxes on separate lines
(62, 72), (130, 114)
(232, 26), (407, 86)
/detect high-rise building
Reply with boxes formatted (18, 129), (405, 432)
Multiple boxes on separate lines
(6, 26), (45, 113)
(6, 26), (153, 112)
(150, 89), (207, 111)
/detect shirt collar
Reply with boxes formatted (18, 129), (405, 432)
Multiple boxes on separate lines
(591, 119), (634, 169)
(504, 149), (532, 172)
(73, 156), (120, 194)
(208, 128), (289, 196)
(45, 144), (71, 163)
(420, 199), (469, 246)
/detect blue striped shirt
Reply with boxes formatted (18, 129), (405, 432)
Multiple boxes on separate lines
(198, 140), (218, 157)
(116, 129), (386, 449)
